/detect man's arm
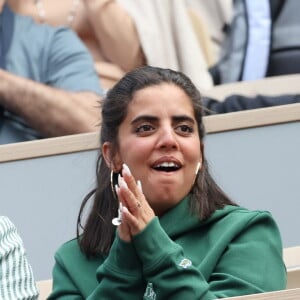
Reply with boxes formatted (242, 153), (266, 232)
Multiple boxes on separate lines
(83, 0), (145, 71)
(1, 14), (104, 139)
(0, 69), (101, 137)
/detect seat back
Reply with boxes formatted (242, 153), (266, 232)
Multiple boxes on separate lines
(36, 279), (52, 300)
(284, 246), (300, 289)
(223, 288), (300, 299)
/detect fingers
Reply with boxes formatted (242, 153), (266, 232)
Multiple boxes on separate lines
(117, 207), (131, 242)
(121, 206), (143, 235)
(115, 164), (155, 235)
(118, 173), (143, 215)
(118, 164), (144, 213)
(122, 163), (143, 198)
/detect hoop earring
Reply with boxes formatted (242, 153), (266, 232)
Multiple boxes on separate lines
(110, 170), (119, 200)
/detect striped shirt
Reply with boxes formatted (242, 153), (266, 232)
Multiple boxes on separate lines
(0, 216), (39, 299)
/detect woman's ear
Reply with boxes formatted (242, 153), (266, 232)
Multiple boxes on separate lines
(102, 142), (122, 171)
(102, 142), (113, 169)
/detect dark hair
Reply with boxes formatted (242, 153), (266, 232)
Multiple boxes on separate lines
(77, 66), (236, 257)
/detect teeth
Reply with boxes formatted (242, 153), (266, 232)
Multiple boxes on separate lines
(154, 162), (179, 168)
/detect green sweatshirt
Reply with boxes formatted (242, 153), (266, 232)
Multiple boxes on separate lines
(49, 198), (286, 299)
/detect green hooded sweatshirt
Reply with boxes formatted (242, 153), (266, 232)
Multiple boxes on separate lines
(49, 198), (286, 299)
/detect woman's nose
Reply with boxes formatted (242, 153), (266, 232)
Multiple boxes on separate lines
(157, 127), (179, 150)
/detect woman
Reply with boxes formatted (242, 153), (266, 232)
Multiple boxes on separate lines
(49, 66), (286, 299)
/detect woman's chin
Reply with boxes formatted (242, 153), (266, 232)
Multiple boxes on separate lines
(147, 190), (184, 213)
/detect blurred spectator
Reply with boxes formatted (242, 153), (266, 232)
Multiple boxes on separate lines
(119, 0), (214, 91)
(10, 0), (146, 89)
(203, 94), (300, 115)
(187, 0), (300, 112)
(0, 1), (103, 144)
(209, 0), (300, 85)
(0, 216), (39, 300)
(186, 0), (233, 67)
(11, 0), (218, 91)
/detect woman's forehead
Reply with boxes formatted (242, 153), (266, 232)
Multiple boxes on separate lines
(129, 84), (194, 114)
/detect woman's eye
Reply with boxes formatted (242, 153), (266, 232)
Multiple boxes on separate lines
(136, 124), (154, 133)
(177, 124), (193, 134)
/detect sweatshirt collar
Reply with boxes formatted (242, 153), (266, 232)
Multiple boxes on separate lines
(159, 196), (240, 238)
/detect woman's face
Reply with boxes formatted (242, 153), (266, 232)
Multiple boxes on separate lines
(110, 83), (202, 215)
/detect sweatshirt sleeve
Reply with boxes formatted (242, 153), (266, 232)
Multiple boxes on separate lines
(49, 255), (83, 299)
(209, 211), (287, 298)
(50, 236), (146, 300)
(134, 217), (212, 299)
(133, 214), (286, 299)
(90, 236), (146, 299)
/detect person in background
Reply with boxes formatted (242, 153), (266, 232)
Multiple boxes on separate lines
(208, 0), (300, 85)
(49, 66), (286, 299)
(186, 0), (233, 67)
(203, 94), (300, 115)
(9, 0), (146, 90)
(0, 216), (39, 300)
(118, 0), (214, 92)
(0, 0), (103, 144)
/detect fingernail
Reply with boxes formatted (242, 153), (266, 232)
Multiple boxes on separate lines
(137, 180), (143, 192)
(115, 184), (120, 195)
(122, 206), (129, 213)
(118, 202), (123, 220)
(118, 174), (122, 187)
(122, 163), (132, 176)
(119, 176), (128, 189)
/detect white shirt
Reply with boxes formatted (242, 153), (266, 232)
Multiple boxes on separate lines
(0, 216), (39, 300)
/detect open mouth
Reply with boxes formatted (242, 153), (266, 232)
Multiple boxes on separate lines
(152, 162), (181, 172)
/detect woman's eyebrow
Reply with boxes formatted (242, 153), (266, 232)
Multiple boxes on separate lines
(131, 115), (158, 125)
(172, 115), (195, 123)
(131, 115), (195, 125)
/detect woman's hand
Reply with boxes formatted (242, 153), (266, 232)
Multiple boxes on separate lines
(116, 164), (155, 242)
